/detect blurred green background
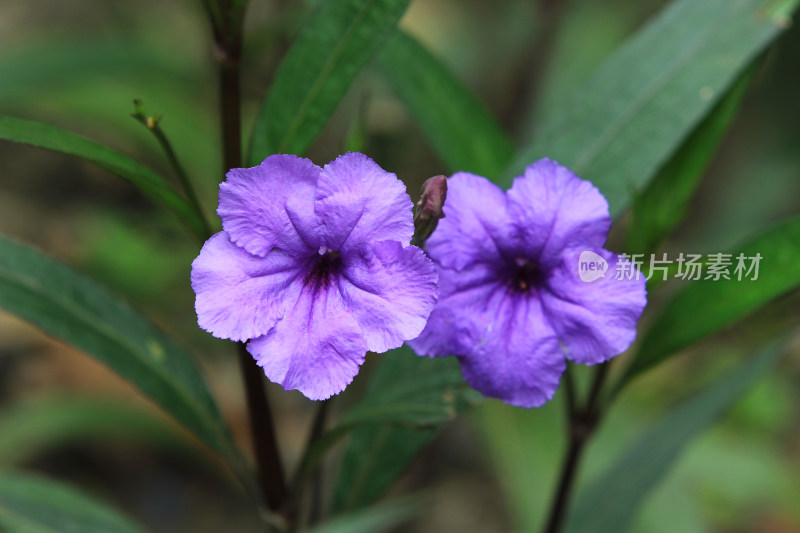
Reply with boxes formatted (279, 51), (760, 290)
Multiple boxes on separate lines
(1, 0), (799, 532)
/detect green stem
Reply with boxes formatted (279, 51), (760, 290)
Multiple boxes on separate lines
(132, 110), (212, 238)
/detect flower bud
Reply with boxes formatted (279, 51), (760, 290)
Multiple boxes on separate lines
(412, 175), (448, 247)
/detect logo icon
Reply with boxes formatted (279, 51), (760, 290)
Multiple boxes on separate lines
(578, 251), (608, 282)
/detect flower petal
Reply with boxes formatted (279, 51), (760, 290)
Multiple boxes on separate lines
(314, 152), (413, 253)
(248, 286), (367, 401)
(507, 159), (611, 269)
(410, 262), (565, 407)
(458, 291), (565, 408)
(424, 172), (515, 271)
(541, 248), (647, 365)
(339, 241), (438, 353)
(191, 232), (304, 342)
(408, 263), (500, 358)
(218, 154), (321, 257)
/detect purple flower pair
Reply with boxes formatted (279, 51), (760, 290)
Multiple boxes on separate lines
(192, 153), (646, 407)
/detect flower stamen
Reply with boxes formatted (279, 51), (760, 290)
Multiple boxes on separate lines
(512, 258), (542, 292)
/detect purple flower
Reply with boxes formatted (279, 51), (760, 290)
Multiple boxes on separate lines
(191, 153), (438, 400)
(408, 159), (647, 408)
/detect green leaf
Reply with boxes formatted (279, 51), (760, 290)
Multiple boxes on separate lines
(296, 348), (478, 489)
(338, 350), (480, 428)
(0, 395), (186, 466)
(476, 398), (566, 533)
(622, 215), (800, 385)
(0, 470), (145, 533)
(627, 61), (758, 254)
(0, 235), (236, 463)
(0, 115), (206, 239)
(506, 0), (798, 216)
(0, 42), (189, 103)
(564, 340), (785, 533)
(307, 496), (423, 533)
(332, 349), (479, 512)
(375, 30), (514, 178)
(0, 41), (221, 192)
(248, 0), (411, 163)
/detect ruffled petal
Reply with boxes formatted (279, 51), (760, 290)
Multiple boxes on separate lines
(458, 290), (566, 408)
(218, 154), (321, 257)
(339, 241), (438, 353)
(507, 159), (611, 269)
(314, 152), (413, 253)
(248, 285), (367, 401)
(410, 262), (565, 407)
(191, 232), (305, 342)
(541, 248), (647, 365)
(408, 263), (500, 358)
(424, 172), (515, 271)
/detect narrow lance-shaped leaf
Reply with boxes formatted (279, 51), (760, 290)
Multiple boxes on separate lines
(0, 115), (206, 239)
(0, 470), (145, 533)
(295, 348), (479, 489)
(375, 30), (514, 178)
(0, 235), (237, 464)
(0, 42), (182, 102)
(0, 395), (187, 467)
(332, 349), (480, 512)
(307, 496), (424, 533)
(621, 214), (800, 386)
(505, 0), (798, 216)
(627, 60), (759, 254)
(248, 0), (411, 164)
(564, 340), (785, 533)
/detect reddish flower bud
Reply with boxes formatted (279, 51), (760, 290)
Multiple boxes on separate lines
(412, 175), (448, 247)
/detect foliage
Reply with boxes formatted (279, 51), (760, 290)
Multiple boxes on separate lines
(0, 0), (798, 531)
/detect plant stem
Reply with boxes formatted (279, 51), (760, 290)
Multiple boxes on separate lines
(543, 432), (587, 533)
(218, 51), (242, 171)
(132, 110), (212, 237)
(585, 361), (609, 411)
(152, 128), (210, 234)
(211, 0), (288, 516)
(306, 400), (332, 526)
(543, 362), (610, 533)
(562, 364), (577, 420)
(237, 345), (288, 513)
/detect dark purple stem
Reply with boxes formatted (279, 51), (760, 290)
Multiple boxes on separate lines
(236, 345), (288, 514)
(543, 362), (609, 533)
(306, 399), (332, 526)
(210, 0), (288, 516)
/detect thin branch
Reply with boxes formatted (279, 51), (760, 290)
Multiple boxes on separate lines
(209, 0), (289, 519)
(131, 101), (212, 237)
(585, 361), (610, 416)
(543, 432), (588, 533)
(543, 362), (611, 533)
(237, 344), (288, 514)
(306, 400), (332, 526)
(562, 363), (578, 420)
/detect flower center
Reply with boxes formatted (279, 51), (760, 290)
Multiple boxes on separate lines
(305, 247), (342, 289)
(511, 257), (543, 293)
